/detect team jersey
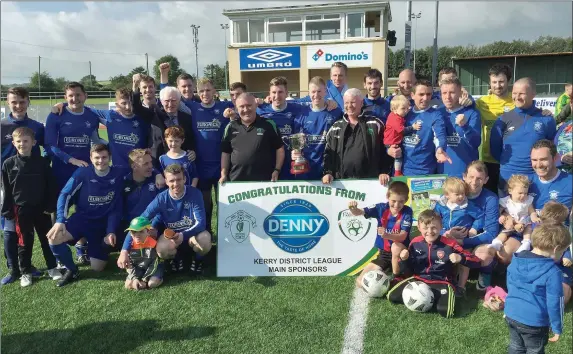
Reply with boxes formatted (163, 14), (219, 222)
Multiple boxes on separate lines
(257, 102), (303, 179)
(122, 172), (164, 223)
(56, 166), (127, 235)
(142, 186), (206, 239)
(292, 105), (342, 180)
(363, 96), (391, 123)
(529, 170), (573, 215)
(437, 105), (482, 178)
(159, 153), (198, 185)
(490, 106), (557, 176)
(475, 94), (514, 163)
(363, 203), (413, 251)
(1, 114), (45, 165)
(89, 108), (151, 168)
(463, 188), (499, 249)
(433, 196), (484, 234)
(185, 101), (233, 180)
(402, 107), (447, 176)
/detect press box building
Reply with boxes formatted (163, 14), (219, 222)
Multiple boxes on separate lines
(222, 1), (392, 97)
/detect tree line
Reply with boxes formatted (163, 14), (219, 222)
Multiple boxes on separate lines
(3, 36), (571, 93)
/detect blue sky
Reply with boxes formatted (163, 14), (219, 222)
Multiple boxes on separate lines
(1, 1), (571, 85)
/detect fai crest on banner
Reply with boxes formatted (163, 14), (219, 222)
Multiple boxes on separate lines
(337, 209), (372, 242)
(225, 210), (257, 243)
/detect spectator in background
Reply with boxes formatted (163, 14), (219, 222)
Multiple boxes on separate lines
(555, 83), (572, 116)
(555, 112), (572, 173)
(555, 95), (572, 125)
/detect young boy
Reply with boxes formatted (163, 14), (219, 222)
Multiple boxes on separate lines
(1, 127), (61, 286)
(505, 223), (571, 352)
(349, 181), (413, 286)
(383, 95), (419, 176)
(119, 216), (163, 290)
(387, 209), (482, 318)
(537, 201), (572, 305)
(434, 177), (484, 237)
(159, 126), (198, 187)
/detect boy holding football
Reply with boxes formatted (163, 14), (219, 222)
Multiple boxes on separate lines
(349, 181), (413, 287)
(387, 209), (481, 318)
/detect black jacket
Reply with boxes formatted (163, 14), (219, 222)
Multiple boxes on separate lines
(132, 91), (196, 163)
(1, 154), (58, 218)
(323, 113), (392, 178)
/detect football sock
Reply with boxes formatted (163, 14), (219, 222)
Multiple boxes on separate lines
(50, 244), (78, 272)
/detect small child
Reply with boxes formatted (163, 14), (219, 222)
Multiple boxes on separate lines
(434, 177), (484, 237)
(349, 181), (413, 286)
(387, 209), (482, 318)
(538, 201), (572, 304)
(384, 95), (419, 176)
(1, 127), (62, 286)
(504, 223), (571, 351)
(120, 216), (163, 290)
(489, 174), (539, 254)
(160, 126), (198, 187)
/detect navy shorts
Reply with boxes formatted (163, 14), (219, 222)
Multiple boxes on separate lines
(65, 214), (109, 261)
(560, 264), (572, 286)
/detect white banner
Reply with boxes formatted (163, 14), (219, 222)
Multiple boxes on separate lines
(474, 95), (558, 114)
(217, 180), (386, 277)
(306, 43), (373, 69)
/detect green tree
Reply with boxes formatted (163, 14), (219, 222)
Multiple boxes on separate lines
(108, 74), (131, 90)
(80, 74), (97, 87)
(203, 63), (227, 90)
(153, 55), (186, 85)
(129, 66), (147, 77)
(53, 77), (67, 92)
(29, 71), (57, 92)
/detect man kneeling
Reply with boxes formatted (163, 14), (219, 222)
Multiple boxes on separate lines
(119, 163), (211, 275)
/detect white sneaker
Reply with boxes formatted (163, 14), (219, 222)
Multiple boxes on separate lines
(20, 274), (33, 287)
(47, 268), (63, 280)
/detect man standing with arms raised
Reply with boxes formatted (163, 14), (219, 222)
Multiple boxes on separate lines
(220, 93), (285, 183)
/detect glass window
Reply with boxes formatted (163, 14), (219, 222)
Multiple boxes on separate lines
(346, 13), (364, 38)
(305, 20), (341, 41)
(268, 17), (284, 23)
(233, 20), (248, 43)
(306, 15), (322, 20)
(249, 19), (265, 42)
(324, 14), (340, 19)
(268, 22), (303, 43)
(285, 16), (302, 22)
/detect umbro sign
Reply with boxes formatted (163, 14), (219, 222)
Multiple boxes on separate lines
(240, 46), (301, 71)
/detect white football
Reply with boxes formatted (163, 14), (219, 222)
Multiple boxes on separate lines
(361, 270), (391, 298)
(402, 281), (435, 312)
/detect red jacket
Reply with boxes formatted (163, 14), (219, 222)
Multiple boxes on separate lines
(383, 112), (406, 145)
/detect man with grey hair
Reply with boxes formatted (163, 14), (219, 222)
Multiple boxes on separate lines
(132, 77), (195, 167)
(322, 88), (391, 184)
(490, 77), (557, 195)
(220, 93), (285, 183)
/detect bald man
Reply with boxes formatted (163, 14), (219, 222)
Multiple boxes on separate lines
(220, 93), (285, 183)
(386, 69), (416, 107)
(489, 77), (557, 195)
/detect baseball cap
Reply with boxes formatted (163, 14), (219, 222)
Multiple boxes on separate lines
(125, 216), (152, 232)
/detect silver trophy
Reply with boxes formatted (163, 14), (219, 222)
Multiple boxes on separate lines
(286, 133), (309, 175)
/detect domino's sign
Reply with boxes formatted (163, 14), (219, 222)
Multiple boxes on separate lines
(239, 47), (301, 71)
(307, 43), (373, 69)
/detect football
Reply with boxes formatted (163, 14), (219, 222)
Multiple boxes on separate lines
(402, 281), (435, 312)
(361, 270), (391, 298)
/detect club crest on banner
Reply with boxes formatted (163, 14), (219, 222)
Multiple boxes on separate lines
(225, 210), (257, 243)
(337, 209), (371, 242)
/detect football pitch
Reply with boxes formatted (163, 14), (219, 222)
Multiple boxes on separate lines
(1, 132), (572, 354)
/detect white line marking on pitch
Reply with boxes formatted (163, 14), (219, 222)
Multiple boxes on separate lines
(341, 287), (371, 354)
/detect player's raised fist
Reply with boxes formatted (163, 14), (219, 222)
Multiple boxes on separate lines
(159, 62), (170, 72)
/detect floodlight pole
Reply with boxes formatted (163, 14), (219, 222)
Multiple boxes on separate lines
(191, 24), (201, 79)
